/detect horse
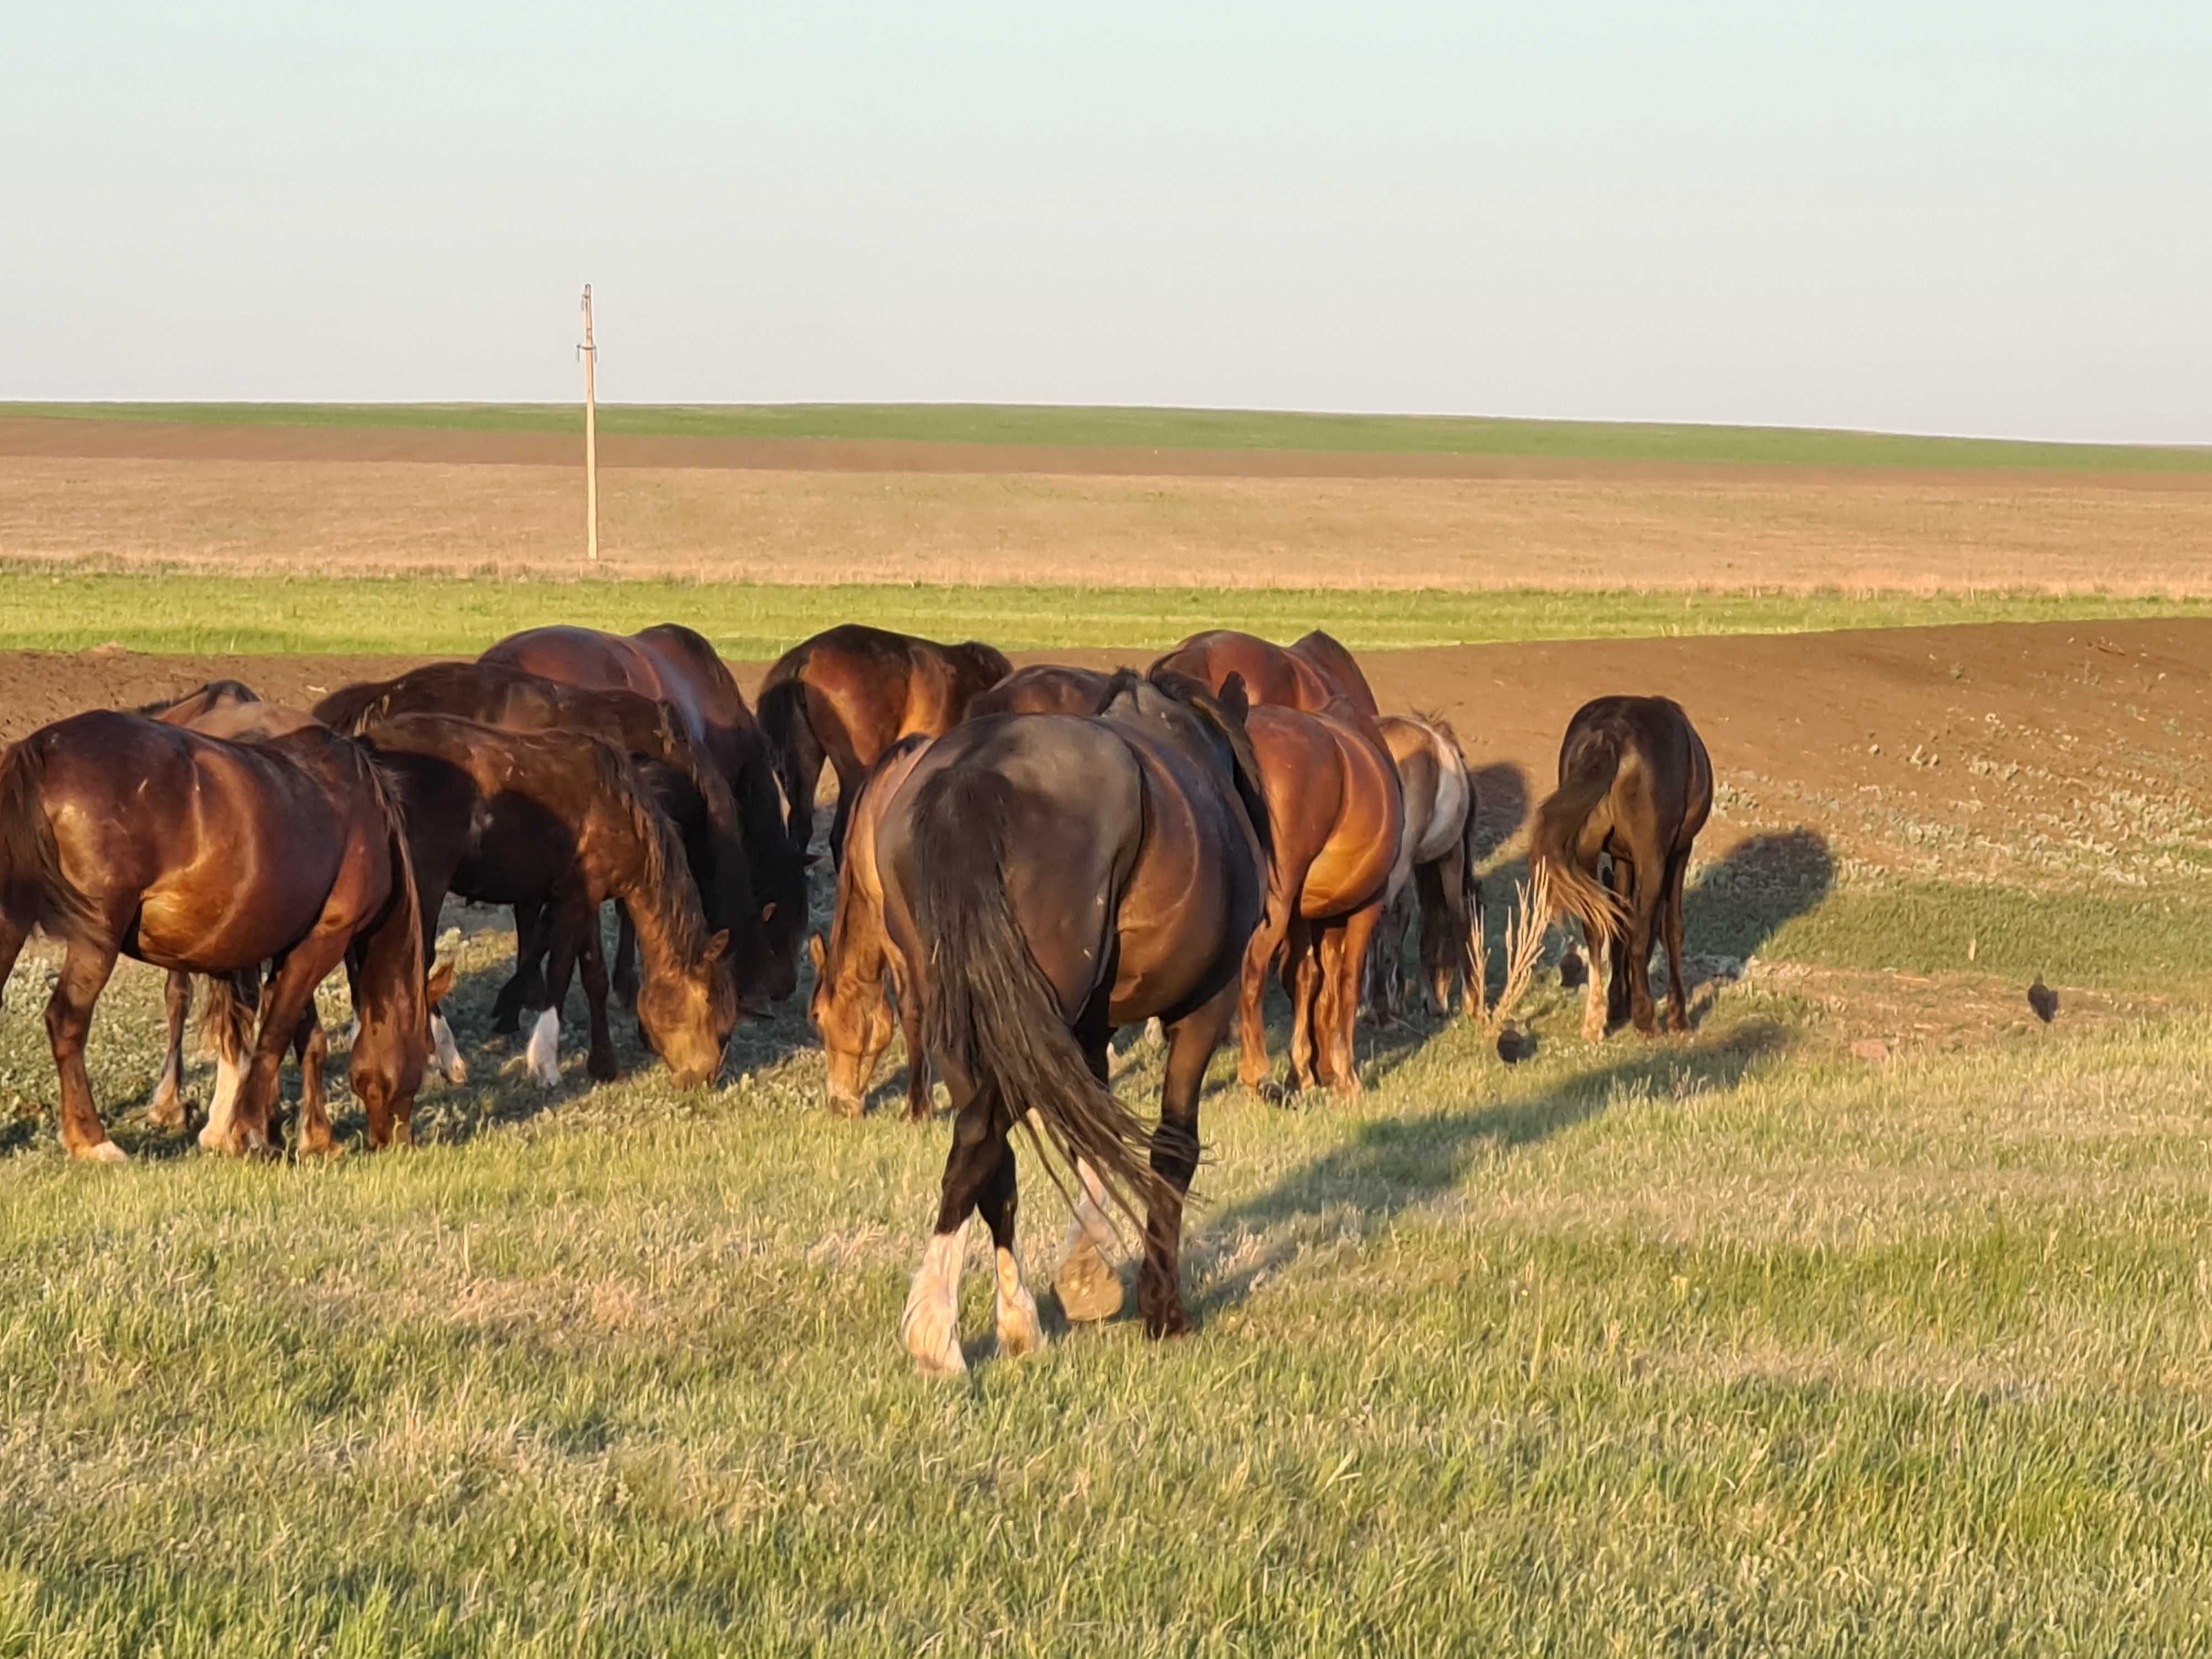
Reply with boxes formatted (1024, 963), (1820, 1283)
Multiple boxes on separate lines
(876, 668), (1269, 1374)
(963, 663), (1113, 720)
(0, 709), (429, 1160)
(806, 734), (936, 1120)
(1529, 695), (1713, 1040)
(479, 624), (807, 1001)
(1233, 698), (1404, 1099)
(1149, 628), (1380, 718)
(357, 714), (738, 1088)
(313, 659), (780, 1017)
(1366, 713), (1484, 1021)
(756, 624), (1013, 862)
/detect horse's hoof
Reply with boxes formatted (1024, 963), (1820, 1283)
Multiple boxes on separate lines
(996, 1288), (1045, 1359)
(1054, 1246), (1124, 1323)
(899, 1300), (967, 1378)
(1143, 1304), (1194, 1340)
(71, 1139), (129, 1165)
(587, 1052), (620, 1085)
(1255, 1078), (1295, 1107)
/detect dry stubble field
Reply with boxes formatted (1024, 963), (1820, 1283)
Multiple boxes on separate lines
(3, 409), (2211, 1655)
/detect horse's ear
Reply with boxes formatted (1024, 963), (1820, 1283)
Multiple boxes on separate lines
(760, 900), (778, 925)
(1217, 671), (1250, 721)
(425, 959), (457, 1005)
(703, 930), (731, 964)
(807, 932), (828, 976)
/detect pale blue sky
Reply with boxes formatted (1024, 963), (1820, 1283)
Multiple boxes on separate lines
(10, 2), (2209, 441)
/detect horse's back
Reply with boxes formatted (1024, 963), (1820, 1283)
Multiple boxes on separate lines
(1290, 630), (1380, 716)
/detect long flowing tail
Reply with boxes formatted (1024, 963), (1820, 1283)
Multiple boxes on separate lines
(1530, 737), (1626, 945)
(351, 762), (431, 1119)
(0, 737), (98, 944)
(754, 674), (822, 855)
(910, 767), (1171, 1224)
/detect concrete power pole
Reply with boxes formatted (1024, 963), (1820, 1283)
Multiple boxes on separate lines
(580, 284), (599, 562)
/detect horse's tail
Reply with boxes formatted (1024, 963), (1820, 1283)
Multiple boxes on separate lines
(0, 737), (100, 945)
(910, 766), (1171, 1225)
(1449, 733), (1485, 935)
(197, 970), (259, 1066)
(754, 666), (821, 855)
(351, 757), (431, 1120)
(1530, 736), (1626, 944)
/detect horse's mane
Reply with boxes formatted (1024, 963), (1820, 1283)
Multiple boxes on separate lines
(951, 640), (1015, 688)
(587, 739), (717, 969)
(135, 680), (262, 719)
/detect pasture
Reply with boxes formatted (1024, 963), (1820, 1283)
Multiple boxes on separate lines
(2, 405), (2210, 1654)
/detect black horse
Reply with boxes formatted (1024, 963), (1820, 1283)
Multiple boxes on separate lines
(875, 668), (1269, 1375)
(1530, 694), (1713, 1040)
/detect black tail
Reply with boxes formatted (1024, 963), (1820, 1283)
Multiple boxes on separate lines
(0, 738), (100, 942)
(910, 767), (1171, 1224)
(755, 672), (821, 855)
(1530, 736), (1625, 943)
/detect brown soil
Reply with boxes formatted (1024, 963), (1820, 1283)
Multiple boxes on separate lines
(8, 618), (2204, 882)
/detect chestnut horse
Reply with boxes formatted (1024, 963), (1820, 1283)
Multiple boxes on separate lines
(879, 669), (1269, 1374)
(359, 714), (738, 1088)
(1530, 695), (1713, 1040)
(1150, 628), (1380, 718)
(1368, 713), (1484, 1021)
(479, 624), (807, 1001)
(0, 709), (428, 1160)
(807, 734), (935, 1120)
(1235, 698), (1404, 1098)
(757, 624), (1013, 862)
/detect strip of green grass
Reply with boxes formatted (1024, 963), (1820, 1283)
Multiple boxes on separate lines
(9, 400), (2210, 473)
(4, 570), (2206, 659)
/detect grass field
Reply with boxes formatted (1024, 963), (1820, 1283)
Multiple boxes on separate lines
(4, 568), (2208, 658)
(10, 400), (2212, 473)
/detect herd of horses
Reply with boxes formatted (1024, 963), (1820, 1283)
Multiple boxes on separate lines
(0, 619), (1709, 1373)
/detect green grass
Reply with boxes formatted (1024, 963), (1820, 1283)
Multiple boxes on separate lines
(9, 400), (2211, 473)
(4, 568), (2208, 659)
(5, 868), (2212, 1653)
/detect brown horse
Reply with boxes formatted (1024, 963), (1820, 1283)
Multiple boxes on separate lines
(807, 734), (935, 1120)
(1235, 698), (1404, 1098)
(0, 710), (428, 1160)
(1150, 628), (1380, 718)
(757, 624), (1013, 862)
(358, 714), (738, 1088)
(1530, 695), (1713, 1040)
(1368, 713), (1484, 1021)
(963, 663), (1113, 720)
(879, 669), (1269, 1374)
(479, 624), (807, 1000)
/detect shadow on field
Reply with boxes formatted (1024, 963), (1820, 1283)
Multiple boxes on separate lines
(1686, 827), (1834, 964)
(1192, 1019), (1788, 1318)
(1469, 762), (1530, 858)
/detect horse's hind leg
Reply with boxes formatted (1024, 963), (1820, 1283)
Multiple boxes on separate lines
(578, 922), (619, 1083)
(976, 1144), (1042, 1359)
(1621, 855), (1663, 1036)
(1284, 919), (1323, 1094)
(1141, 983), (1234, 1340)
(900, 1084), (1008, 1376)
(1323, 900), (1385, 1098)
(148, 969), (193, 1129)
(1054, 1040), (1123, 1322)
(609, 902), (640, 1009)
(45, 936), (124, 1161)
(229, 930), (349, 1156)
(1236, 891), (1293, 1095)
(1661, 849), (1693, 1033)
(491, 900), (547, 1035)
(291, 1011), (335, 1157)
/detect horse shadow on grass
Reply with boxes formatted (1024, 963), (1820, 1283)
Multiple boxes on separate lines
(1189, 1017), (1789, 1319)
(1683, 827), (1834, 968)
(1470, 762), (1530, 860)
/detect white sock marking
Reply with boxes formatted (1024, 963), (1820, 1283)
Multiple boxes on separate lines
(431, 1011), (466, 1084)
(526, 1007), (562, 1088)
(994, 1245), (1043, 1358)
(199, 1052), (242, 1152)
(900, 1229), (968, 1376)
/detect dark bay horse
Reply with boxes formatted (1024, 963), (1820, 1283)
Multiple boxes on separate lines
(1530, 695), (1713, 1040)
(314, 659), (780, 1015)
(1150, 628), (1380, 718)
(0, 710), (428, 1159)
(480, 624), (807, 1000)
(757, 624), (1013, 862)
(1235, 698), (1404, 1098)
(359, 714), (738, 1088)
(807, 734), (935, 1120)
(877, 668), (1269, 1375)
(963, 663), (1112, 720)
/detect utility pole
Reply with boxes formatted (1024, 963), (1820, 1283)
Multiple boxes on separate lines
(579, 284), (599, 561)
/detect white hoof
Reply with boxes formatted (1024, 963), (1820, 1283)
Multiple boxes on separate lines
(900, 1232), (968, 1377)
(994, 1247), (1045, 1359)
(1054, 1240), (1123, 1323)
(431, 1012), (468, 1085)
(526, 1008), (562, 1089)
(73, 1139), (129, 1164)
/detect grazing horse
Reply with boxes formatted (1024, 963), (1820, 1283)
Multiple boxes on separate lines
(359, 714), (738, 1089)
(1530, 695), (1713, 1040)
(314, 660), (781, 1016)
(963, 663), (1113, 720)
(479, 624), (807, 1001)
(0, 710), (428, 1159)
(878, 669), (1269, 1374)
(1150, 628), (1380, 718)
(758, 624), (1013, 864)
(1235, 698), (1404, 1098)
(807, 734), (936, 1120)
(1368, 714), (1484, 1021)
